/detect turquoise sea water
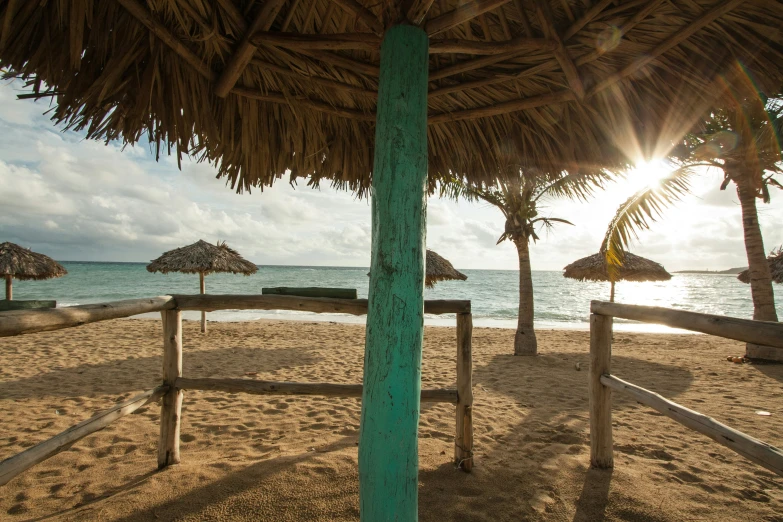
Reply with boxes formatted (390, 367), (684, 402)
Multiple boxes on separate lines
(8, 262), (782, 333)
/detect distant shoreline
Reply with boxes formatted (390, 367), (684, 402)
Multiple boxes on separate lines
(674, 268), (746, 275)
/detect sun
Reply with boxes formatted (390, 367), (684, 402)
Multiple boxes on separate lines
(627, 159), (672, 191)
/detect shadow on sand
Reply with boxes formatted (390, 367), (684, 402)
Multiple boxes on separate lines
(0, 346), (322, 401)
(3, 315), (706, 522)
(32, 346), (695, 521)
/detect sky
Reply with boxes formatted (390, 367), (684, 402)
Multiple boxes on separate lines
(1, 81), (781, 271)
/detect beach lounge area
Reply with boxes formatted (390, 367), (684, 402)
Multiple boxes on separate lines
(2, 0), (783, 519)
(1, 314), (782, 520)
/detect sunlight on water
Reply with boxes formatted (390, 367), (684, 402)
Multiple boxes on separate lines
(10, 263), (781, 334)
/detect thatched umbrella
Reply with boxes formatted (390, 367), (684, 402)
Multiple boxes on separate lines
(425, 250), (467, 288)
(0, 242), (67, 300)
(369, 249), (468, 288)
(738, 248), (783, 285)
(147, 240), (257, 333)
(4, 0), (782, 512)
(563, 252), (671, 302)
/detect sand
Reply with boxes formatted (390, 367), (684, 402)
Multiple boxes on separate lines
(1, 318), (782, 521)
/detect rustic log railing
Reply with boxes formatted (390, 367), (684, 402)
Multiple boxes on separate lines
(0, 294), (474, 487)
(589, 300), (783, 477)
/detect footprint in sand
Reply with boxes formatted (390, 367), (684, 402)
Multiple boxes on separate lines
(738, 488), (771, 503)
(7, 503), (28, 515)
(673, 470), (702, 483)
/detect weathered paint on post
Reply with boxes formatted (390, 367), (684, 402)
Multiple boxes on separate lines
(359, 24), (429, 521)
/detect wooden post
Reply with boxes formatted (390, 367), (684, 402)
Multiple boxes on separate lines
(199, 272), (206, 334)
(455, 312), (474, 471)
(609, 281), (615, 303)
(589, 313), (613, 468)
(158, 309), (183, 468)
(5, 274), (11, 300)
(359, 24), (429, 521)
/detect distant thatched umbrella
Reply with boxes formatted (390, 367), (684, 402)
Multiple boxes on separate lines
(0, 242), (67, 300)
(425, 250), (467, 289)
(563, 252), (671, 302)
(737, 248), (783, 285)
(147, 240), (257, 333)
(368, 250), (467, 289)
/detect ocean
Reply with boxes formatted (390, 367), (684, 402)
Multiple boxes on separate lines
(9, 262), (782, 334)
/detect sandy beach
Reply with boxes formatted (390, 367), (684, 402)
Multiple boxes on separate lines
(1, 318), (782, 521)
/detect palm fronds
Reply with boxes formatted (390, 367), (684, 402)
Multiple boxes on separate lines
(0, 242), (67, 281)
(147, 240), (257, 275)
(601, 166), (697, 280)
(2, 1), (782, 194)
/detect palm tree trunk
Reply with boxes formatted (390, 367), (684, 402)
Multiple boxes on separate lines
(735, 173), (779, 360)
(736, 175), (778, 322)
(514, 237), (537, 356)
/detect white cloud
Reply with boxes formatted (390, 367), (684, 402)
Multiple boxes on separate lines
(2, 81), (782, 272)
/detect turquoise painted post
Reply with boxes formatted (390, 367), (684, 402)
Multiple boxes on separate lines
(359, 24), (429, 521)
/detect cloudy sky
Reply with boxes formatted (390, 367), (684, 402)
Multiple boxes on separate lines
(1, 81), (781, 271)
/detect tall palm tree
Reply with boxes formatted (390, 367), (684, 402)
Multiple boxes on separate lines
(442, 169), (612, 355)
(603, 91), (782, 329)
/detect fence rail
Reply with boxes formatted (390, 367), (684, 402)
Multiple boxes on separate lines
(601, 374), (783, 476)
(589, 300), (783, 478)
(0, 385), (167, 486)
(0, 293), (474, 485)
(173, 294), (471, 315)
(591, 301), (783, 348)
(176, 377), (458, 403)
(0, 296), (176, 337)
(0, 295), (472, 338)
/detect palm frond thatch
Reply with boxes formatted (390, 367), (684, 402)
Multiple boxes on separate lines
(425, 249), (467, 289)
(0, 242), (67, 281)
(563, 252), (672, 283)
(601, 166), (697, 279)
(1, 1), (782, 193)
(146, 240), (257, 276)
(737, 248), (783, 284)
(368, 249), (467, 288)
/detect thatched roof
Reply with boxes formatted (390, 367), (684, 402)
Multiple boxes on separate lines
(368, 249), (467, 288)
(426, 249), (467, 288)
(563, 252), (671, 283)
(737, 248), (783, 285)
(0, 242), (67, 281)
(2, 1), (782, 193)
(147, 240), (258, 275)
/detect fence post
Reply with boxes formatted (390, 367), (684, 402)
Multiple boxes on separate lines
(455, 312), (474, 471)
(590, 313), (613, 468)
(158, 309), (183, 468)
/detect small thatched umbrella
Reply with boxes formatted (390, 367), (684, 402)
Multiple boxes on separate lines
(425, 250), (467, 289)
(737, 248), (783, 285)
(369, 250), (467, 289)
(147, 240), (257, 333)
(0, 242), (67, 300)
(563, 252), (671, 302)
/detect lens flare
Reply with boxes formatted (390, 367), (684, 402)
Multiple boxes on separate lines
(633, 159), (672, 189)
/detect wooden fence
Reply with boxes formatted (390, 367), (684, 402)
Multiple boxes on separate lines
(589, 300), (783, 477)
(0, 294), (474, 487)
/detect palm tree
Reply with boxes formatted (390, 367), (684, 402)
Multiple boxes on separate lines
(442, 169), (612, 355)
(603, 91), (782, 330)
